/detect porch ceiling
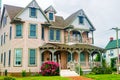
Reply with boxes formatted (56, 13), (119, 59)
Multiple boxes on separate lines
(39, 43), (106, 53)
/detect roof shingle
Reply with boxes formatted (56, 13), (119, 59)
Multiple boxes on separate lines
(105, 39), (120, 50)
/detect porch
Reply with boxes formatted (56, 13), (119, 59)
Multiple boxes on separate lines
(40, 43), (105, 73)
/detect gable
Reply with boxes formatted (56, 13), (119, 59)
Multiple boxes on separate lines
(17, 8), (47, 22)
(71, 15), (92, 30)
(15, 0), (49, 23)
(65, 9), (95, 31)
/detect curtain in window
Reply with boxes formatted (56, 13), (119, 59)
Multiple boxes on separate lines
(15, 49), (22, 66)
(29, 49), (36, 65)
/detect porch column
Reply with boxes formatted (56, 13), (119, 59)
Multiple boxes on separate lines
(78, 51), (81, 75)
(40, 50), (44, 66)
(89, 53), (92, 69)
(71, 53), (73, 62)
(51, 50), (55, 62)
(68, 30), (71, 42)
(100, 53), (103, 66)
(78, 30), (83, 43)
(91, 31), (94, 44)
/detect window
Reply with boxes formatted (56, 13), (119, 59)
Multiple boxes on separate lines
(79, 16), (84, 24)
(49, 13), (54, 20)
(29, 24), (37, 38)
(56, 29), (60, 41)
(3, 16), (7, 27)
(50, 29), (54, 40)
(73, 31), (81, 42)
(103, 53), (106, 58)
(4, 52), (6, 67)
(1, 54), (3, 63)
(10, 26), (12, 40)
(4, 33), (5, 44)
(15, 48), (22, 66)
(1, 35), (3, 46)
(30, 8), (37, 18)
(42, 27), (44, 40)
(16, 24), (22, 37)
(8, 50), (11, 66)
(29, 49), (36, 65)
(49, 29), (61, 41)
(67, 53), (71, 62)
(110, 50), (114, 56)
(80, 53), (85, 61)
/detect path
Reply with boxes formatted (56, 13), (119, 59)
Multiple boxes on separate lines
(67, 76), (93, 80)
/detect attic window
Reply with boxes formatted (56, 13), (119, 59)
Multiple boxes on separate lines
(49, 13), (54, 20)
(79, 16), (84, 24)
(30, 7), (37, 18)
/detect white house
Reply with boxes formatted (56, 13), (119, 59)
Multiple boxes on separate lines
(105, 37), (120, 66)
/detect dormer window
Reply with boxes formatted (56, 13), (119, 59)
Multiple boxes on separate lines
(49, 13), (54, 20)
(30, 7), (37, 18)
(79, 16), (84, 24)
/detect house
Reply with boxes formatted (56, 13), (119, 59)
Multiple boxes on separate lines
(105, 37), (120, 66)
(0, 0), (105, 75)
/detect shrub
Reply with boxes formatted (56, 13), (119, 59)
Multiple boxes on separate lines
(92, 66), (112, 74)
(41, 61), (59, 76)
(21, 70), (26, 77)
(75, 65), (83, 75)
(4, 69), (7, 76)
(4, 76), (16, 80)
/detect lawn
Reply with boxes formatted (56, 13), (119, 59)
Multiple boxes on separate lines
(85, 74), (120, 80)
(0, 76), (70, 80)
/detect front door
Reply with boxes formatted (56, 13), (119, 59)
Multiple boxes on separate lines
(60, 52), (67, 69)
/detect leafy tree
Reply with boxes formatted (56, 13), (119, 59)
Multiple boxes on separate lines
(94, 53), (101, 61)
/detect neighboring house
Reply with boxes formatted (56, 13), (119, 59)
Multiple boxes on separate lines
(105, 37), (120, 65)
(0, 0), (105, 75)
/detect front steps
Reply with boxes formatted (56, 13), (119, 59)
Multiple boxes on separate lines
(60, 69), (79, 77)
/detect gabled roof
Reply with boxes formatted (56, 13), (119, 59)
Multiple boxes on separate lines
(4, 4), (24, 20)
(44, 5), (57, 14)
(50, 16), (65, 29)
(65, 9), (96, 31)
(105, 39), (120, 50)
(14, 0), (49, 22)
(0, 4), (23, 27)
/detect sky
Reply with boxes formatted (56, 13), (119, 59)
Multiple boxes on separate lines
(1, 0), (120, 48)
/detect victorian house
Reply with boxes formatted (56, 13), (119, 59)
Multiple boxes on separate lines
(0, 0), (105, 75)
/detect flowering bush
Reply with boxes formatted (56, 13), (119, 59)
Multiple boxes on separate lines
(41, 61), (59, 76)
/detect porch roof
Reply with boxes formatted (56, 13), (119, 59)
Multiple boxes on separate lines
(39, 43), (106, 53)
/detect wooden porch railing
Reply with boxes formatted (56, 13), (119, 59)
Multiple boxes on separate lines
(65, 36), (92, 44)
(67, 61), (101, 71)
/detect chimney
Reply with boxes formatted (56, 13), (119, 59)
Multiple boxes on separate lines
(110, 37), (113, 41)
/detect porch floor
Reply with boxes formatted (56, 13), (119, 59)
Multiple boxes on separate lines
(60, 69), (79, 77)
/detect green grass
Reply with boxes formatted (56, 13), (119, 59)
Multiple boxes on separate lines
(85, 74), (120, 80)
(0, 76), (70, 80)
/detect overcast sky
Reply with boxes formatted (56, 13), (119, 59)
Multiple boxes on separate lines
(2, 0), (120, 48)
